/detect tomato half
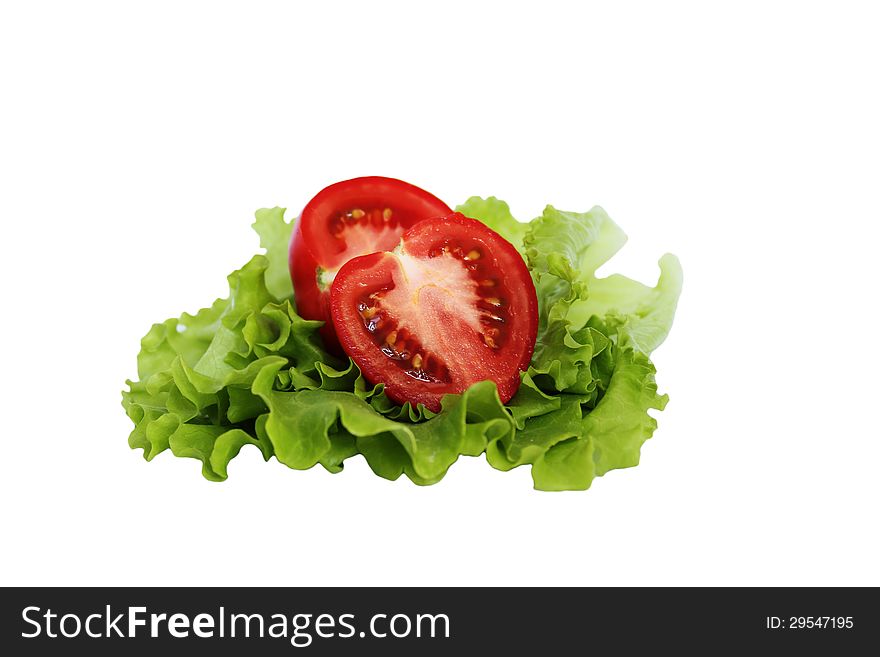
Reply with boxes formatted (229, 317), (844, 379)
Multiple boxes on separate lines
(289, 177), (452, 351)
(330, 212), (538, 412)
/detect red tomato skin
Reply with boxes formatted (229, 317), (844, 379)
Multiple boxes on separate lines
(330, 213), (538, 412)
(288, 177), (451, 353)
(289, 216), (336, 349)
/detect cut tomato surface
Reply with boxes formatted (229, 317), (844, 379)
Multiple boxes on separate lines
(330, 213), (538, 412)
(289, 177), (452, 351)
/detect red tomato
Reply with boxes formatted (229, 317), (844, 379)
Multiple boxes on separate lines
(330, 212), (538, 412)
(289, 177), (452, 351)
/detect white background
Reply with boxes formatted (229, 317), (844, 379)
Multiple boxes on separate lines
(1, 1), (878, 587)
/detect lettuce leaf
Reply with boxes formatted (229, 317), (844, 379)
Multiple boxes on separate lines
(489, 334), (668, 490)
(578, 254), (683, 353)
(525, 205), (627, 283)
(253, 206), (295, 301)
(487, 203), (681, 489)
(455, 196), (528, 253)
(122, 198), (681, 491)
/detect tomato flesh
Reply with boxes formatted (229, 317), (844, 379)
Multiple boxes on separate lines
(330, 213), (538, 411)
(289, 177), (451, 351)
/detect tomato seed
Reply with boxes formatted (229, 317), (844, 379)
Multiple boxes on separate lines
(351, 208), (365, 220)
(383, 208), (393, 221)
(357, 297), (452, 383)
(466, 249), (481, 260)
(479, 279), (495, 287)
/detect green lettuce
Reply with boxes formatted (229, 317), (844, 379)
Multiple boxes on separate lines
(479, 204), (680, 489)
(455, 196), (528, 254)
(123, 198), (681, 491)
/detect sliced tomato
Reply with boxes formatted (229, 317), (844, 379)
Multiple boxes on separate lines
(330, 212), (538, 412)
(289, 177), (452, 351)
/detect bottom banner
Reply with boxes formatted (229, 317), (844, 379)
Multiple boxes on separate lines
(1, 587), (875, 653)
